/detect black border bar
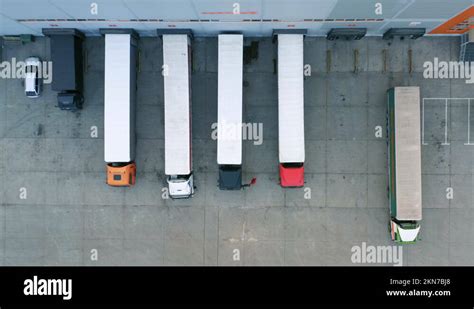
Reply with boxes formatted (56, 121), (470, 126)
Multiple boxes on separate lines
(0, 267), (472, 306)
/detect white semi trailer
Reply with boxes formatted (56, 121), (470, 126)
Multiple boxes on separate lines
(276, 32), (305, 188)
(101, 29), (138, 186)
(217, 34), (244, 190)
(387, 86), (422, 243)
(162, 32), (194, 198)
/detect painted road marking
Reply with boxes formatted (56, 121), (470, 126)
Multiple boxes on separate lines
(422, 98), (474, 146)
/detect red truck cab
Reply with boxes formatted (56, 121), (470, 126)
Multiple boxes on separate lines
(279, 163), (304, 187)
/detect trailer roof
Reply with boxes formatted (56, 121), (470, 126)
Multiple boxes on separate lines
(24, 72), (36, 91)
(278, 34), (305, 163)
(50, 35), (80, 91)
(163, 34), (192, 175)
(217, 34), (243, 165)
(394, 87), (422, 220)
(104, 34), (132, 163)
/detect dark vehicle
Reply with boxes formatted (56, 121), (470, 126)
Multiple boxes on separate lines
(42, 28), (84, 111)
(219, 165), (242, 190)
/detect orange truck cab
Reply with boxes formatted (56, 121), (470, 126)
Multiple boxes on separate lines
(107, 163), (136, 186)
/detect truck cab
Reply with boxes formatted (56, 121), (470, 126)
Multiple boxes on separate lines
(106, 163), (136, 186)
(279, 163), (304, 187)
(219, 165), (242, 190)
(58, 92), (83, 110)
(390, 220), (421, 243)
(168, 174), (194, 199)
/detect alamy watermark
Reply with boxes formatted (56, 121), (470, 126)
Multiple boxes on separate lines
(24, 276), (72, 300)
(0, 57), (53, 83)
(423, 58), (474, 84)
(211, 121), (263, 145)
(351, 242), (403, 266)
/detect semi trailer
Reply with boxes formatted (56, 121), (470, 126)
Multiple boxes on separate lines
(387, 86), (422, 243)
(161, 32), (194, 198)
(217, 34), (244, 190)
(101, 29), (138, 187)
(276, 32), (305, 187)
(42, 28), (84, 110)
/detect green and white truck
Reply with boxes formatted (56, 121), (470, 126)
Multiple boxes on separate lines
(387, 86), (422, 243)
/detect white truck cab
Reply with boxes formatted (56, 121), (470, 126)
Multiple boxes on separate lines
(167, 174), (194, 199)
(391, 221), (421, 243)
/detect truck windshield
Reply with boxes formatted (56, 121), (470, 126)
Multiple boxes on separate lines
(281, 163), (303, 168)
(400, 221), (418, 230)
(396, 220), (419, 229)
(169, 175), (190, 182)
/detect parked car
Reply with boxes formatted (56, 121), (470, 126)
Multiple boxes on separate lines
(24, 57), (42, 98)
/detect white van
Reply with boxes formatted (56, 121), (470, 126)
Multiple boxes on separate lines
(24, 57), (42, 98)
